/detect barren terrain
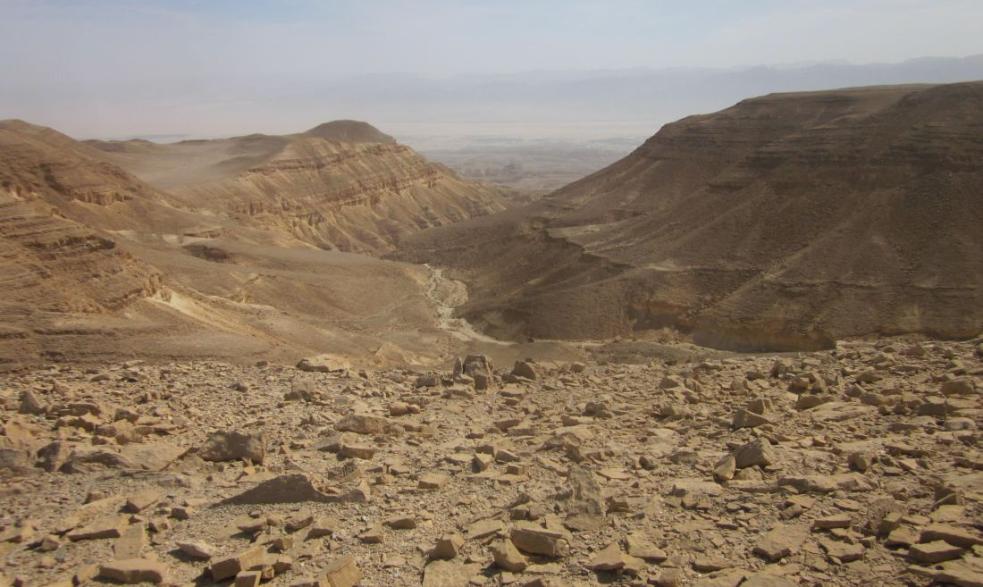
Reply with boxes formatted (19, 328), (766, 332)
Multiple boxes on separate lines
(1, 338), (981, 587)
(1, 80), (982, 587)
(88, 121), (505, 254)
(0, 119), (510, 370)
(400, 82), (983, 351)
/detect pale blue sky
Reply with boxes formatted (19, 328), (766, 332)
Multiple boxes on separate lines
(1, 0), (982, 137)
(4, 0), (982, 78)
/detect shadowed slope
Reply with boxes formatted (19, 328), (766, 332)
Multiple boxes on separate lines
(400, 82), (983, 350)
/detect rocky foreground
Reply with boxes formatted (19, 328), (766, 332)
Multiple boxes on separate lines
(1, 338), (982, 587)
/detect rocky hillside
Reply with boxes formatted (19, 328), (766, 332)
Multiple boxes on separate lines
(0, 119), (215, 235)
(1, 119), (161, 207)
(0, 121), (175, 367)
(89, 121), (506, 253)
(1, 338), (980, 586)
(0, 120), (516, 370)
(401, 82), (983, 350)
(0, 192), (163, 368)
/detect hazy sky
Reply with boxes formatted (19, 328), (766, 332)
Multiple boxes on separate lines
(2, 0), (982, 138)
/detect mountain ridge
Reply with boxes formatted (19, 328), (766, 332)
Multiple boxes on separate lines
(0, 118), (512, 369)
(399, 81), (983, 350)
(87, 119), (506, 252)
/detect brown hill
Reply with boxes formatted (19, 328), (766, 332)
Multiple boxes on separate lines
(400, 82), (983, 350)
(0, 120), (169, 365)
(302, 119), (396, 143)
(88, 121), (506, 252)
(0, 119), (222, 235)
(1, 119), (157, 206)
(0, 120), (532, 370)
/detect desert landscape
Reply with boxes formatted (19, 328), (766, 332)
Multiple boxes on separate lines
(1, 2), (982, 587)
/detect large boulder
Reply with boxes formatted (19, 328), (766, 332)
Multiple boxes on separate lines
(464, 355), (494, 377)
(199, 431), (266, 464)
(734, 437), (776, 469)
(296, 354), (352, 373)
(0, 445), (33, 474)
(511, 360), (538, 380)
(335, 414), (401, 436)
(221, 474), (335, 505)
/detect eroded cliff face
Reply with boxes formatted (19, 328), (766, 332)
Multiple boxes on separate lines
(0, 120), (154, 207)
(176, 137), (505, 252)
(400, 82), (983, 350)
(0, 122), (166, 359)
(0, 193), (161, 312)
(90, 122), (507, 253)
(0, 187), (164, 367)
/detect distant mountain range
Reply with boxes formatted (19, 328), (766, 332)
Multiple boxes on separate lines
(319, 54), (983, 128)
(5, 55), (983, 141)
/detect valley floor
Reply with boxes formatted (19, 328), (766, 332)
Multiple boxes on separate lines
(1, 337), (981, 586)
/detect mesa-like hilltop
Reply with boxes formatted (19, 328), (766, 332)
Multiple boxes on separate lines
(401, 82), (983, 350)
